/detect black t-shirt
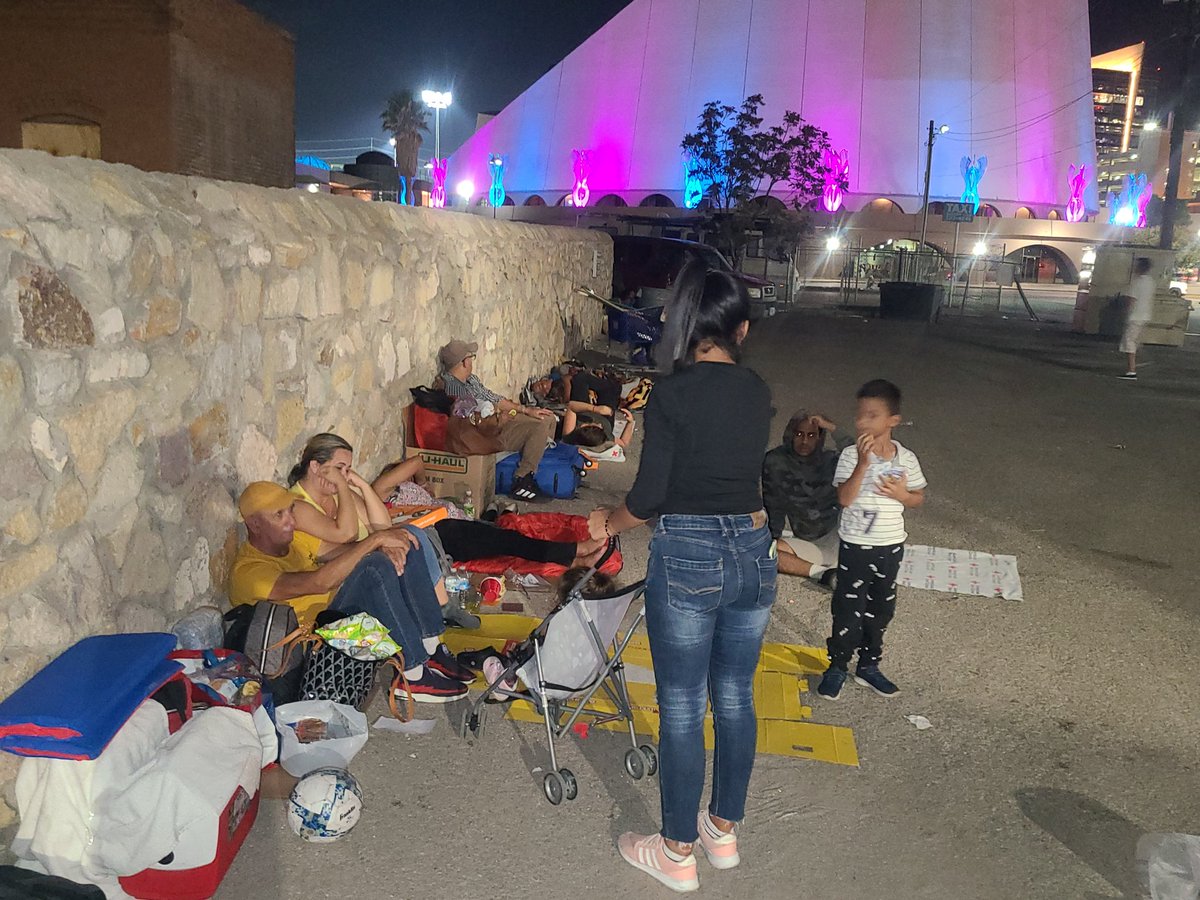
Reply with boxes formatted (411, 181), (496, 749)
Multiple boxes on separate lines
(625, 362), (772, 519)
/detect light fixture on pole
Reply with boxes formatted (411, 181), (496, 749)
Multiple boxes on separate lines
(919, 121), (951, 257)
(421, 90), (452, 161)
(456, 179), (475, 207)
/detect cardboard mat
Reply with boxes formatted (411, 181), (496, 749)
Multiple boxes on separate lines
(443, 616), (858, 767)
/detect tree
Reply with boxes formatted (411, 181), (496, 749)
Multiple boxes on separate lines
(380, 91), (429, 203)
(681, 95), (833, 263)
(680, 94), (836, 210)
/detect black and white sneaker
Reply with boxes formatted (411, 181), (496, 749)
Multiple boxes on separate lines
(395, 667), (469, 704)
(509, 473), (541, 501)
(1118, 372), (1137, 380)
(428, 643), (477, 683)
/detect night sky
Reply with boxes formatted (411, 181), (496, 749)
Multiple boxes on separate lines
(243, 0), (1180, 158)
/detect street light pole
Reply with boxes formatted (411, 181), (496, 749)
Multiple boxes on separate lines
(919, 121), (950, 253)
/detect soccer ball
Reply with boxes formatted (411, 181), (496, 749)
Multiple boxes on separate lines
(287, 767), (363, 842)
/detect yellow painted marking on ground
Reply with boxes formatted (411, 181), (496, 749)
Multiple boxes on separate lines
(448, 614), (857, 766)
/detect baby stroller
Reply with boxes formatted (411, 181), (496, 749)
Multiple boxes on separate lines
(460, 541), (657, 805)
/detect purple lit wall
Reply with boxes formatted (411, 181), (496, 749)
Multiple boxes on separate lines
(449, 0), (1097, 214)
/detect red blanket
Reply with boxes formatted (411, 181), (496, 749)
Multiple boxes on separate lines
(458, 511), (623, 578)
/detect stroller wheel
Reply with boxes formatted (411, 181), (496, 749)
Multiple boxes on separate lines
(639, 744), (659, 777)
(543, 770), (565, 805)
(624, 747), (646, 780)
(560, 768), (578, 801)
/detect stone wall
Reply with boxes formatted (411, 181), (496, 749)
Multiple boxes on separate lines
(0, 149), (611, 815)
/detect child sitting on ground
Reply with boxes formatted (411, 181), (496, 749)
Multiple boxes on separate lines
(817, 379), (927, 701)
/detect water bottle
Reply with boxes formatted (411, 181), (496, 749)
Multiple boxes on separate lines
(462, 490), (476, 519)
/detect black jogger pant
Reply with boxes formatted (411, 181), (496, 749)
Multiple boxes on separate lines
(826, 540), (905, 670)
(433, 519), (576, 566)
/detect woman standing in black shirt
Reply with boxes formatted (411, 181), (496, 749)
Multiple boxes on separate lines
(588, 264), (776, 892)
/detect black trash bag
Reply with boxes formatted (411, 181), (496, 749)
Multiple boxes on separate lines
(0, 866), (105, 899)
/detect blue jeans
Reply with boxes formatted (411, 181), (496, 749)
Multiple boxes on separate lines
(645, 514), (777, 844)
(330, 552), (443, 667)
(402, 524), (448, 586)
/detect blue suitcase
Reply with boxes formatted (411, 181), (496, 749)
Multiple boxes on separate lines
(495, 443), (584, 499)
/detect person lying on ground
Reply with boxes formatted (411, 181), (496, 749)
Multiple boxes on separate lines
(762, 411), (851, 585)
(561, 407), (636, 462)
(438, 339), (556, 501)
(229, 482), (475, 704)
(286, 433), (460, 617)
(371, 459), (606, 568)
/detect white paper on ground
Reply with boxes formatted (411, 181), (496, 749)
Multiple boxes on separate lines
(905, 715), (933, 730)
(899, 544), (1023, 600)
(372, 716), (436, 735)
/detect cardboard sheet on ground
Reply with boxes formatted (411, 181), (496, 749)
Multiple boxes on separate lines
(444, 615), (857, 767)
(899, 544), (1023, 600)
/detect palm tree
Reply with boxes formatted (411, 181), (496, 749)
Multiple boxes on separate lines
(380, 90), (429, 203)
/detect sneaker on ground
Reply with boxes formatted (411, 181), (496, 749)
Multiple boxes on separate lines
(395, 667), (469, 704)
(1118, 372), (1138, 380)
(816, 666), (847, 700)
(428, 644), (477, 683)
(854, 664), (900, 697)
(696, 811), (740, 869)
(616, 832), (699, 893)
(818, 569), (838, 591)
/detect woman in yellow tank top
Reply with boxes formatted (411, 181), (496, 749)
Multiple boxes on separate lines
(286, 433), (451, 611)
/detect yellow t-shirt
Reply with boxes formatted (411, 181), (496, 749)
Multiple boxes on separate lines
(288, 482), (369, 561)
(228, 538), (333, 627)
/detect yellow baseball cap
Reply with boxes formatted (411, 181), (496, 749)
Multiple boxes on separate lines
(237, 482), (293, 520)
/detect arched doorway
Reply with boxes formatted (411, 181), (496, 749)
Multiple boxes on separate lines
(979, 204), (1002, 218)
(1015, 207), (1037, 219)
(744, 195), (786, 212)
(1003, 244), (1079, 284)
(1047, 209), (1062, 220)
(864, 198), (906, 215)
(524, 194), (546, 207)
(639, 193), (673, 208)
(595, 193), (628, 207)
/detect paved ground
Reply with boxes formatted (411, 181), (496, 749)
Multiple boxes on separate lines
(221, 311), (1200, 900)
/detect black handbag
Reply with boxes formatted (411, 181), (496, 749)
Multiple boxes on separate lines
(296, 610), (415, 720)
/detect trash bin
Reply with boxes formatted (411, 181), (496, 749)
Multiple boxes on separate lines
(879, 282), (941, 320)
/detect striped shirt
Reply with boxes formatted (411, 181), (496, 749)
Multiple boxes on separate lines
(833, 440), (927, 546)
(442, 373), (502, 404)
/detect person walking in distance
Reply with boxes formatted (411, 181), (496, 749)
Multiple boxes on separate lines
(587, 263), (775, 892)
(1119, 256), (1155, 380)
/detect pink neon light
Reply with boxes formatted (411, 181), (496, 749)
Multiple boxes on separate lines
(571, 149), (591, 207)
(821, 148), (849, 212)
(1065, 164), (1087, 223)
(430, 158), (447, 208)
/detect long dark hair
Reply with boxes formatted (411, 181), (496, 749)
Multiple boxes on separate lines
(287, 432), (353, 486)
(660, 261), (751, 371)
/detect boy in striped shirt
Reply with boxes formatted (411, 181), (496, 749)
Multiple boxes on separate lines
(817, 379), (927, 700)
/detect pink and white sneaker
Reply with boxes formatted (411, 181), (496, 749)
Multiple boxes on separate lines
(697, 811), (740, 869)
(617, 832), (699, 893)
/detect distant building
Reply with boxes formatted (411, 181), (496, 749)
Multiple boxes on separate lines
(1092, 42), (1162, 203)
(0, 0), (294, 188)
(449, 0), (1098, 216)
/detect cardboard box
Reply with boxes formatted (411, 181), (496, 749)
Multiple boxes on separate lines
(405, 446), (495, 512)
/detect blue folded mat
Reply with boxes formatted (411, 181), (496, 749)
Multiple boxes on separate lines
(0, 633), (181, 760)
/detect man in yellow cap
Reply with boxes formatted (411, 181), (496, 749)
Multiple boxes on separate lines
(438, 338), (556, 501)
(229, 482), (473, 703)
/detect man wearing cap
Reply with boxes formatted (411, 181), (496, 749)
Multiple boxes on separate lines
(438, 339), (556, 501)
(229, 482), (474, 704)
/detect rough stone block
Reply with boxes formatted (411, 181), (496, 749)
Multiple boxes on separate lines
(87, 348), (150, 383)
(88, 442), (144, 525)
(188, 404), (229, 464)
(130, 295), (182, 341)
(94, 307), (126, 344)
(16, 266), (94, 350)
(43, 476), (87, 531)
(60, 388), (137, 482)
(0, 543), (55, 597)
(235, 425), (278, 485)
(24, 351), (82, 408)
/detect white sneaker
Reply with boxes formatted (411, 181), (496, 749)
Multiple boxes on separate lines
(580, 445), (626, 463)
